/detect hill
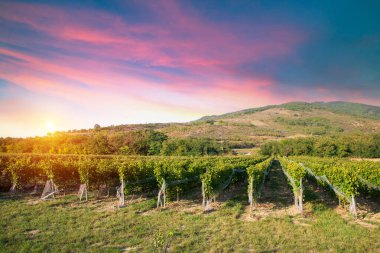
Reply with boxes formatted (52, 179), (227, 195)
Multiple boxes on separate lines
(1, 101), (379, 155)
(198, 101), (380, 121)
(159, 101), (380, 142)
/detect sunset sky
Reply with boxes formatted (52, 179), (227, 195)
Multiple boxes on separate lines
(1, 0), (380, 137)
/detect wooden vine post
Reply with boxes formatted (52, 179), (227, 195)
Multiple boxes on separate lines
(246, 158), (274, 212)
(39, 159), (59, 200)
(78, 184), (88, 202)
(278, 158), (305, 214)
(201, 180), (211, 210)
(248, 177), (254, 210)
(41, 179), (58, 200)
(9, 183), (16, 194)
(292, 179), (303, 213)
(77, 157), (92, 203)
(8, 160), (17, 195)
(118, 179), (125, 207)
(157, 179), (167, 208)
(297, 160), (359, 219)
(201, 179), (213, 211)
(291, 178), (304, 214)
(298, 178), (303, 213)
(349, 195), (357, 219)
(114, 158), (127, 208)
(202, 180), (206, 208)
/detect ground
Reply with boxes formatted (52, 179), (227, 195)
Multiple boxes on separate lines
(1, 161), (379, 252)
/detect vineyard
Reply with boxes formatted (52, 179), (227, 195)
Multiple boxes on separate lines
(288, 156), (380, 217)
(0, 154), (274, 208)
(1, 154), (379, 252)
(1, 154), (379, 213)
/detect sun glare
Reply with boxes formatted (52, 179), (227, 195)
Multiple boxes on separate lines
(45, 120), (55, 133)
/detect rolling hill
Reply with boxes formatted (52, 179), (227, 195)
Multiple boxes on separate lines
(65, 101), (380, 144)
(158, 101), (380, 142)
(197, 101), (380, 121)
(2, 101), (379, 155)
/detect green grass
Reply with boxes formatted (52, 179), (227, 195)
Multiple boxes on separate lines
(1, 192), (379, 253)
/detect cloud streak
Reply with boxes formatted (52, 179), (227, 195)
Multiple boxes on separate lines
(0, 0), (379, 137)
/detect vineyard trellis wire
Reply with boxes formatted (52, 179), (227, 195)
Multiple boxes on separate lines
(302, 162), (357, 218)
(1, 153), (378, 219)
(247, 157), (274, 210)
(289, 156), (370, 218)
(358, 177), (380, 191)
(277, 157), (306, 213)
(200, 157), (266, 211)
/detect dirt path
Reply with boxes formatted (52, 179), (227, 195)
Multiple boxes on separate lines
(302, 176), (338, 207)
(241, 160), (298, 221)
(258, 160), (294, 208)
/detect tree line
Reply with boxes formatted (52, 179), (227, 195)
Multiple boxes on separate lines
(260, 133), (380, 158)
(0, 129), (228, 156)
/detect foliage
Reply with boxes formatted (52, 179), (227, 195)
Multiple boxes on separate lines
(76, 157), (93, 186)
(355, 160), (380, 187)
(291, 156), (368, 199)
(0, 157), (10, 190)
(38, 159), (55, 180)
(246, 157), (273, 198)
(260, 134), (380, 158)
(160, 138), (225, 156)
(200, 157), (266, 199)
(278, 157), (306, 189)
(0, 154), (265, 197)
(6, 156), (32, 188)
(0, 130), (230, 156)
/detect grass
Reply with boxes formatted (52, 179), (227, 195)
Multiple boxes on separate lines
(1, 187), (379, 253)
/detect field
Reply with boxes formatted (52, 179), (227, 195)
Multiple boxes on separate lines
(1, 157), (379, 252)
(2, 0), (380, 251)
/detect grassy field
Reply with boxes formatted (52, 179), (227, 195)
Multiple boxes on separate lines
(1, 162), (379, 253)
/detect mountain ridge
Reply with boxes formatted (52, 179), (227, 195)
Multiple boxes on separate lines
(197, 101), (380, 122)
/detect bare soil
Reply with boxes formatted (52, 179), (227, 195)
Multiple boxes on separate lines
(241, 160), (298, 221)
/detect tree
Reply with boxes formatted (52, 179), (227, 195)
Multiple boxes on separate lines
(88, 133), (111, 154)
(314, 138), (338, 156)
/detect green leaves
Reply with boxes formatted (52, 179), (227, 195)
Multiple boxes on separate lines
(292, 156), (373, 198)
(1, 154), (269, 197)
(201, 156), (267, 198)
(38, 158), (56, 180)
(246, 157), (273, 197)
(76, 156), (94, 185)
(279, 157), (306, 188)
(7, 156), (32, 187)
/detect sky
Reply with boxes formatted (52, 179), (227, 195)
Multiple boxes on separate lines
(1, 0), (380, 137)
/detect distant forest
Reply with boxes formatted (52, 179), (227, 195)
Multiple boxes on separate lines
(260, 133), (380, 158)
(1, 129), (379, 158)
(0, 129), (228, 156)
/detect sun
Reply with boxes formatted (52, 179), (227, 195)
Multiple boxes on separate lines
(45, 120), (55, 133)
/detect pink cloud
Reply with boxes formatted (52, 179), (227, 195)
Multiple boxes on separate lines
(0, 1), (306, 73)
(0, 1), (318, 136)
